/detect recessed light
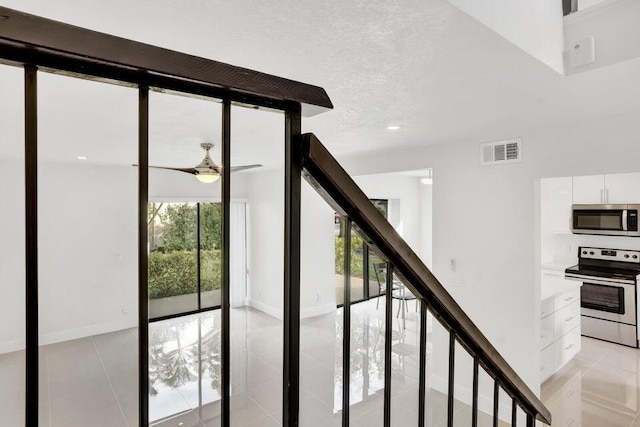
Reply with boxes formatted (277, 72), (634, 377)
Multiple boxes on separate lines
(420, 178), (433, 185)
(386, 125), (401, 130)
(77, 156), (87, 160)
(178, 423), (184, 426)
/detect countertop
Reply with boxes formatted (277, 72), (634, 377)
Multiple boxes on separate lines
(541, 258), (578, 272)
(541, 274), (582, 302)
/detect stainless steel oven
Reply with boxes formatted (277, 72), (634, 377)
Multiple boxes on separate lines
(572, 204), (640, 236)
(580, 279), (635, 325)
(566, 247), (640, 348)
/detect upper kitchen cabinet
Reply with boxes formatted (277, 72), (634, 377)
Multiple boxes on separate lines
(572, 175), (605, 204)
(541, 177), (573, 233)
(604, 173), (640, 204)
(573, 173), (640, 204)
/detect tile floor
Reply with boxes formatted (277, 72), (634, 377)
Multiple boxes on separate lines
(4, 299), (638, 426)
(540, 336), (640, 427)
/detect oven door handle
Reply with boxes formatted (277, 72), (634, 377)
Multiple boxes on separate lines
(564, 273), (635, 286)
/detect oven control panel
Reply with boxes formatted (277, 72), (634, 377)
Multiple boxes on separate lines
(579, 247), (640, 263)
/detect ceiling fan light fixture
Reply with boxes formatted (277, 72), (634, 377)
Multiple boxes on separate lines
(195, 171), (220, 184)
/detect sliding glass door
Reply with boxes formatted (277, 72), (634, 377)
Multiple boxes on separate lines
(148, 202), (224, 320)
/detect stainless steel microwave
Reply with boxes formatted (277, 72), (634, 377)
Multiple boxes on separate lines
(572, 204), (640, 236)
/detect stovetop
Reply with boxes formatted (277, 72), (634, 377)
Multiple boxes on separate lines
(564, 246), (640, 283)
(565, 264), (640, 282)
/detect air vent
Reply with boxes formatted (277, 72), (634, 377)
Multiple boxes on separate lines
(480, 139), (522, 165)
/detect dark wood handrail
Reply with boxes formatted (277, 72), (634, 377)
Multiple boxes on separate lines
(301, 133), (552, 425)
(0, 6), (333, 116)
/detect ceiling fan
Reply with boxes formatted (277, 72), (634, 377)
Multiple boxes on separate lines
(135, 143), (262, 183)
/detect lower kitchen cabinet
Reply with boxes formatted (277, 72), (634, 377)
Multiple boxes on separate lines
(540, 287), (582, 383)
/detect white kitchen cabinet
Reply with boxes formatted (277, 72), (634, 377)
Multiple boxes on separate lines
(554, 325), (581, 371)
(572, 174), (605, 204)
(540, 275), (582, 383)
(573, 172), (640, 204)
(604, 172), (640, 204)
(541, 177), (573, 233)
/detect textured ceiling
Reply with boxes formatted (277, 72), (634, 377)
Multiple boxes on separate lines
(1, 0), (640, 170)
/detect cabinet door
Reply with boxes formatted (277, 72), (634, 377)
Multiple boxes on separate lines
(541, 177), (573, 233)
(604, 172), (640, 204)
(573, 175), (605, 204)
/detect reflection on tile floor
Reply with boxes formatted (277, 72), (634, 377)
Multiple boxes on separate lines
(13, 300), (640, 425)
(541, 336), (640, 427)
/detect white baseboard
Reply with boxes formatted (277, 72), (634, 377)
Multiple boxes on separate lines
(0, 317), (137, 355)
(0, 338), (25, 355)
(301, 302), (336, 319)
(431, 374), (513, 421)
(246, 298), (337, 320)
(246, 298), (283, 320)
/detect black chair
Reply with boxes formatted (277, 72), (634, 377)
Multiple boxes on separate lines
(373, 262), (417, 329)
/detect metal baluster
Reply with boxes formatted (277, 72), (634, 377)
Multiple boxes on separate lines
(447, 331), (455, 427)
(493, 381), (499, 427)
(472, 357), (479, 427)
(383, 263), (394, 427)
(512, 400), (517, 426)
(342, 218), (352, 426)
(418, 300), (427, 427)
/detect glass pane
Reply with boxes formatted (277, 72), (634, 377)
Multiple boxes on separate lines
(149, 311), (222, 425)
(424, 311), (451, 426)
(38, 72), (137, 426)
(0, 64), (25, 426)
(300, 182), (342, 426)
(350, 228), (365, 303)
(200, 202), (222, 309)
(148, 90), (222, 318)
(389, 276), (420, 426)
(335, 216), (346, 306)
(228, 105), (284, 426)
(148, 202), (199, 318)
(368, 249), (385, 299)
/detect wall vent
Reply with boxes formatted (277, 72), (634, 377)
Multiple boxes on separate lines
(480, 139), (522, 165)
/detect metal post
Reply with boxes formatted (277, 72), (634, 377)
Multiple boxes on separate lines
(383, 263), (394, 427)
(283, 105), (302, 427)
(526, 413), (534, 427)
(138, 86), (150, 427)
(221, 99), (231, 427)
(342, 218), (352, 426)
(197, 203), (202, 310)
(512, 399), (517, 426)
(418, 300), (427, 427)
(24, 64), (39, 427)
(447, 331), (455, 427)
(493, 381), (499, 427)
(472, 357), (479, 427)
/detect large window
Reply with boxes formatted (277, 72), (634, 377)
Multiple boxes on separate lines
(335, 199), (388, 306)
(148, 202), (222, 319)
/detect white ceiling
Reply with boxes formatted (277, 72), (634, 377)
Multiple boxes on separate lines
(1, 0), (640, 170)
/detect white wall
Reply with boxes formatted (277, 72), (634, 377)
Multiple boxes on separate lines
(564, 0), (640, 75)
(0, 160), (139, 353)
(447, 0), (565, 74)
(0, 159), (25, 353)
(339, 111), (640, 401)
(246, 169), (335, 319)
(353, 174), (422, 255)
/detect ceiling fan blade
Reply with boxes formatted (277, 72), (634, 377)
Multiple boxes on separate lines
(230, 164), (263, 173)
(132, 164), (197, 175)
